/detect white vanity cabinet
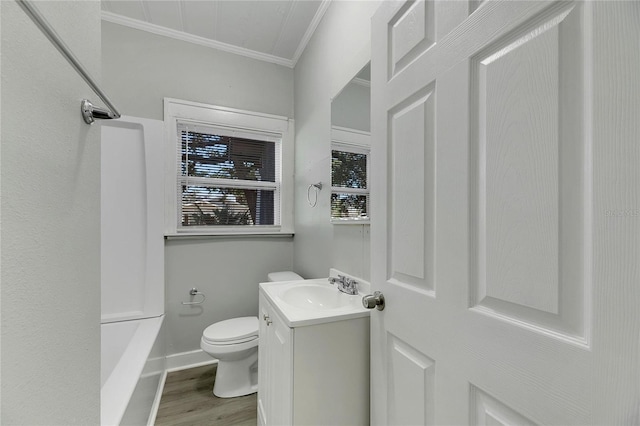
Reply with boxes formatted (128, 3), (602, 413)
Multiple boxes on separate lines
(257, 291), (370, 426)
(258, 292), (293, 426)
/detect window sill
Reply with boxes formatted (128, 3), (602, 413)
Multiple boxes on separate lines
(165, 232), (294, 240)
(331, 219), (370, 225)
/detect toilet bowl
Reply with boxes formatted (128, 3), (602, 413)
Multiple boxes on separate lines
(200, 271), (303, 398)
(200, 316), (259, 398)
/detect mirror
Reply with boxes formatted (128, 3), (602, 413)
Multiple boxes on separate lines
(330, 63), (371, 280)
(330, 63), (371, 223)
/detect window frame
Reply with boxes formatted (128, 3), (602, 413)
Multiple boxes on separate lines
(330, 126), (371, 224)
(164, 98), (294, 236)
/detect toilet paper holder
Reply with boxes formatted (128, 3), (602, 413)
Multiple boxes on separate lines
(182, 288), (206, 305)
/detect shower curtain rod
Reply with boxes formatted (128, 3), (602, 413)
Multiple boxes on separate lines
(17, 0), (121, 124)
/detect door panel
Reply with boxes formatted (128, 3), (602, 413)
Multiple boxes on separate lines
(387, 334), (436, 426)
(371, 1), (640, 424)
(479, 22), (562, 315)
(389, 85), (435, 293)
(388, 0), (435, 77)
(470, 386), (536, 426)
(469, 1), (589, 341)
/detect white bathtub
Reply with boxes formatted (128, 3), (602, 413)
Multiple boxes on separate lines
(101, 316), (166, 426)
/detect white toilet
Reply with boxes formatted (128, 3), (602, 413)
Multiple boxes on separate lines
(200, 271), (303, 398)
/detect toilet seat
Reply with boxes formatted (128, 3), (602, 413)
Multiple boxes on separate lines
(203, 334), (257, 346)
(202, 316), (258, 345)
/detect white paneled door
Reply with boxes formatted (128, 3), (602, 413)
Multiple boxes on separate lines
(370, 1), (640, 424)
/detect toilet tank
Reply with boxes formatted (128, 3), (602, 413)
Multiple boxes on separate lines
(267, 271), (303, 282)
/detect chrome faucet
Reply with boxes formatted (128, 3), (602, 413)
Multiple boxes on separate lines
(328, 274), (359, 295)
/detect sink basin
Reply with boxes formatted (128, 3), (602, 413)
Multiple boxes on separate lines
(260, 275), (371, 327)
(279, 284), (353, 310)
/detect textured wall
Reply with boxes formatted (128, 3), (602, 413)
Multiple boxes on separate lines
(293, 1), (380, 279)
(1, 1), (101, 423)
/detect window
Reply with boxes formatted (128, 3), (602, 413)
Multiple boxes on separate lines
(331, 126), (370, 223)
(165, 99), (293, 235)
(179, 123), (278, 227)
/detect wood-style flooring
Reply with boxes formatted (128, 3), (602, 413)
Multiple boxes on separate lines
(155, 364), (257, 426)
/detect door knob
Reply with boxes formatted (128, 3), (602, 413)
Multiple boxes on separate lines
(362, 291), (385, 311)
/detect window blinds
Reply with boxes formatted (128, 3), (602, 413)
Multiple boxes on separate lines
(177, 121), (281, 228)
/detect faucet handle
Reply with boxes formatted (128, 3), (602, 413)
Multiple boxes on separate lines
(329, 275), (359, 295)
(328, 275), (346, 285)
(343, 277), (359, 295)
(351, 278), (359, 291)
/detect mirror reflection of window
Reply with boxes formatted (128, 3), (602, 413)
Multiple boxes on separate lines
(331, 137), (370, 221)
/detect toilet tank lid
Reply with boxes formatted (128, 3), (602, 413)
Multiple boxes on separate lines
(203, 316), (258, 342)
(267, 271), (303, 282)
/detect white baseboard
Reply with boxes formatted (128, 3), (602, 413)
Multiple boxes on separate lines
(165, 349), (217, 372)
(147, 370), (167, 426)
(147, 349), (217, 424)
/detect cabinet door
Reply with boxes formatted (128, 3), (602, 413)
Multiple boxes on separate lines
(267, 304), (292, 425)
(257, 294), (270, 426)
(258, 294), (293, 426)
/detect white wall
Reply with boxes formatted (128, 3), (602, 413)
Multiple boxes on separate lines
(102, 22), (296, 356)
(165, 237), (293, 355)
(102, 22), (293, 120)
(1, 1), (101, 423)
(293, 1), (380, 279)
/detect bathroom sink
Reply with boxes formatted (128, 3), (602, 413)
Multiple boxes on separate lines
(260, 275), (371, 327)
(279, 284), (353, 310)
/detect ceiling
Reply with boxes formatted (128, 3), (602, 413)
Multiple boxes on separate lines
(101, 0), (331, 68)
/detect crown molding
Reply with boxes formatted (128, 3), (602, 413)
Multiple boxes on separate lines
(291, 0), (332, 66)
(352, 77), (371, 88)
(101, 11), (296, 68)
